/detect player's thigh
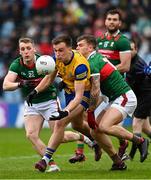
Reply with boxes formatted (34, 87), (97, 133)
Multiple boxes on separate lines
(48, 121), (55, 131)
(24, 114), (44, 135)
(99, 107), (123, 128)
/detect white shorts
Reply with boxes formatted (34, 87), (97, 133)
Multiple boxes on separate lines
(24, 99), (60, 121)
(107, 90), (137, 119)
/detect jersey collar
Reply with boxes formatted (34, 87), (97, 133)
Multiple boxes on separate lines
(87, 51), (96, 60)
(105, 29), (120, 38)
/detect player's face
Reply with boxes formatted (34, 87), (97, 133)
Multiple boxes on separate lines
(105, 14), (121, 34)
(19, 42), (36, 63)
(76, 40), (90, 58)
(53, 42), (72, 63)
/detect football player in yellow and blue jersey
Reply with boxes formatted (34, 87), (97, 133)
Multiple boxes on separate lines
(27, 34), (99, 172)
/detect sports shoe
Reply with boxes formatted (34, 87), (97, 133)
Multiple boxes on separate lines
(118, 140), (128, 159)
(46, 164), (61, 172)
(121, 153), (130, 161)
(137, 138), (149, 162)
(129, 142), (138, 160)
(69, 151), (86, 163)
(35, 159), (47, 172)
(92, 143), (102, 161)
(111, 162), (127, 171)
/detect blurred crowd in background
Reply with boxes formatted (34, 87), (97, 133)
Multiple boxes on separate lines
(0, 0), (151, 102)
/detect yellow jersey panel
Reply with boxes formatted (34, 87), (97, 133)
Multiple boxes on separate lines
(56, 51), (91, 93)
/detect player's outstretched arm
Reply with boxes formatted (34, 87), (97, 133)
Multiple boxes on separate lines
(35, 70), (57, 93)
(3, 72), (19, 91)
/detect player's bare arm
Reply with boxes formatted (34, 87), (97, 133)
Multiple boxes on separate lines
(3, 71), (19, 91)
(35, 70), (57, 93)
(116, 51), (131, 73)
(64, 81), (85, 113)
(89, 74), (102, 111)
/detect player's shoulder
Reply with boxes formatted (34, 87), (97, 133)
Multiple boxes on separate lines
(116, 32), (130, 42)
(10, 55), (22, 66)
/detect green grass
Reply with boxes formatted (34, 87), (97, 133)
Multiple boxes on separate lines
(0, 128), (151, 179)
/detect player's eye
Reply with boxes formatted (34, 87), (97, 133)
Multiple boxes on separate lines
(20, 47), (25, 51)
(27, 47), (31, 50)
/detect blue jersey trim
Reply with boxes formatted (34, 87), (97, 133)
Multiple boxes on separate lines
(75, 64), (88, 80)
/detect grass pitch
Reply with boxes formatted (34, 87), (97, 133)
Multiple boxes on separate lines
(0, 128), (151, 179)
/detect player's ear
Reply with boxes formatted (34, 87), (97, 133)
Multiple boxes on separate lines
(119, 20), (122, 28)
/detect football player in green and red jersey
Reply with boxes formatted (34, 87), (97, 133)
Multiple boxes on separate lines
(70, 10), (131, 162)
(97, 9), (132, 159)
(3, 37), (61, 172)
(76, 34), (149, 170)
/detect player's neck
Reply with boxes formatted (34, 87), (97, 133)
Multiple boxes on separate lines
(107, 29), (120, 37)
(64, 51), (74, 65)
(23, 55), (36, 68)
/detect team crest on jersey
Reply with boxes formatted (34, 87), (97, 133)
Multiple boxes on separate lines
(21, 72), (26, 76)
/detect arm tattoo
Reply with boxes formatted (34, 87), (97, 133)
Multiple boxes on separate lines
(89, 74), (100, 110)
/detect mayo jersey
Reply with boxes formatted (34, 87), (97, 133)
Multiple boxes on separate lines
(97, 30), (131, 66)
(9, 54), (57, 103)
(88, 51), (131, 101)
(55, 51), (91, 93)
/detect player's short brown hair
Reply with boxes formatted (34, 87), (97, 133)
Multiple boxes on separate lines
(19, 37), (34, 44)
(77, 34), (97, 49)
(52, 34), (72, 47)
(105, 9), (122, 21)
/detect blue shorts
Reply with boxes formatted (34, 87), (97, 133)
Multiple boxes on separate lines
(65, 91), (90, 110)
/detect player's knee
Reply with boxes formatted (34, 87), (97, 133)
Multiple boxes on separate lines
(54, 120), (66, 130)
(26, 131), (38, 141)
(99, 124), (109, 134)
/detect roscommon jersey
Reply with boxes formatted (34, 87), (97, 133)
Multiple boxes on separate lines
(9, 54), (57, 103)
(55, 50), (91, 94)
(88, 51), (131, 101)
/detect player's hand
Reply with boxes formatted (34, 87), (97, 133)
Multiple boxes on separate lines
(18, 79), (30, 88)
(26, 89), (38, 106)
(18, 78), (42, 88)
(58, 81), (66, 91)
(87, 110), (98, 130)
(49, 110), (69, 120)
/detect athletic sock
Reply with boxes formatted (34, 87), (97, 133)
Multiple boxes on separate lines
(42, 147), (55, 165)
(131, 134), (144, 145)
(119, 138), (126, 145)
(79, 134), (94, 148)
(76, 143), (84, 154)
(111, 153), (122, 164)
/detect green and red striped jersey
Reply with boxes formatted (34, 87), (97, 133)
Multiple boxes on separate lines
(88, 51), (131, 101)
(97, 30), (131, 66)
(9, 54), (57, 103)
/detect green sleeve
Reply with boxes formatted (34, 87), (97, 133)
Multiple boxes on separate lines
(116, 37), (131, 52)
(9, 60), (20, 74)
